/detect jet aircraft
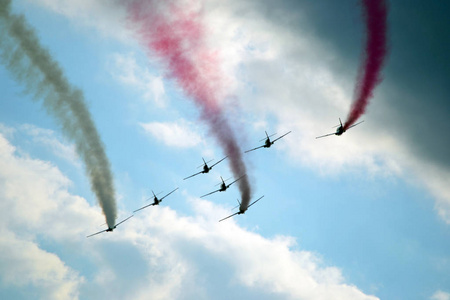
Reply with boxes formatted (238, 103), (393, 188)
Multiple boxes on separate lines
(219, 195), (264, 222)
(316, 118), (364, 139)
(183, 156), (227, 180)
(86, 215), (133, 238)
(245, 131), (291, 153)
(200, 175), (245, 198)
(133, 187), (179, 213)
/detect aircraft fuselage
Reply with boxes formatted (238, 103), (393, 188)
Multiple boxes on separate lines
(336, 126), (345, 136)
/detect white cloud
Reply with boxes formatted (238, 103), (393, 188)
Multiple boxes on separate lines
(0, 123), (16, 138)
(19, 124), (80, 165)
(24, 0), (132, 43)
(431, 290), (450, 300)
(109, 52), (166, 107)
(3, 2), (447, 298)
(0, 133), (86, 299)
(0, 131), (378, 299)
(404, 157), (450, 224)
(140, 120), (203, 148)
(0, 231), (82, 300)
(124, 197), (379, 300)
(199, 0), (450, 223)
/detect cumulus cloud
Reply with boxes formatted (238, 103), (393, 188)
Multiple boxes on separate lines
(140, 120), (203, 148)
(0, 130), (378, 299)
(0, 232), (82, 300)
(26, 0), (450, 222)
(23, 0), (131, 42)
(431, 290), (450, 300)
(199, 0), (450, 222)
(109, 52), (166, 107)
(0, 133), (86, 299)
(123, 197), (380, 300)
(19, 124), (79, 164)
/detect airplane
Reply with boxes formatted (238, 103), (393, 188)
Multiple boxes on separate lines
(245, 131), (292, 153)
(133, 187), (179, 213)
(200, 174), (245, 198)
(183, 156), (227, 180)
(219, 195), (264, 222)
(316, 118), (364, 139)
(86, 215), (133, 238)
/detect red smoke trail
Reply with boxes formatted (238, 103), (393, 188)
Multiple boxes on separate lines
(344, 0), (388, 130)
(127, 1), (252, 208)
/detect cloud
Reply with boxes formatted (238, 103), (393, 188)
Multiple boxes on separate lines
(109, 52), (166, 107)
(140, 120), (202, 148)
(431, 290), (450, 300)
(124, 197), (380, 300)
(0, 133), (86, 299)
(0, 130), (378, 299)
(0, 231), (83, 300)
(0, 123), (16, 137)
(19, 124), (80, 165)
(199, 0), (450, 223)
(23, 0), (132, 42)
(26, 0), (450, 222)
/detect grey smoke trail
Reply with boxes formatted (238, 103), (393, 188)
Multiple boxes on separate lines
(0, 0), (117, 227)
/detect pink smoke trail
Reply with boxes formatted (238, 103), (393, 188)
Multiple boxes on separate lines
(127, 1), (252, 208)
(344, 0), (388, 130)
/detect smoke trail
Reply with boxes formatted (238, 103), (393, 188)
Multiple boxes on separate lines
(0, 0), (117, 227)
(126, 0), (252, 208)
(344, 0), (388, 130)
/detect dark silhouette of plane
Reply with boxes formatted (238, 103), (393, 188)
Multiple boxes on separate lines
(219, 195), (264, 222)
(86, 215), (133, 238)
(316, 118), (364, 139)
(245, 131), (291, 153)
(200, 175), (245, 198)
(133, 187), (179, 213)
(183, 156), (227, 180)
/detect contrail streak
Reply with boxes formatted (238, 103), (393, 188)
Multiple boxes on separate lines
(126, 0), (252, 208)
(344, 0), (388, 130)
(0, 0), (117, 227)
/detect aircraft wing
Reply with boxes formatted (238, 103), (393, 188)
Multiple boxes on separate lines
(248, 195), (264, 208)
(347, 120), (364, 130)
(115, 215), (134, 227)
(219, 212), (240, 222)
(160, 187), (179, 202)
(227, 174), (245, 187)
(244, 145), (265, 153)
(200, 188), (221, 198)
(183, 171), (203, 180)
(272, 131), (292, 143)
(315, 132), (335, 139)
(86, 229), (108, 238)
(210, 156), (227, 168)
(133, 203), (153, 213)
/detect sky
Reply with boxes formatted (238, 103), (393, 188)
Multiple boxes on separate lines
(0, 0), (449, 299)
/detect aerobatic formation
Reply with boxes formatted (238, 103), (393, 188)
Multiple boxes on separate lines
(0, 0), (388, 237)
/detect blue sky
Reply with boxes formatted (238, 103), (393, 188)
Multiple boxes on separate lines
(0, 0), (449, 299)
